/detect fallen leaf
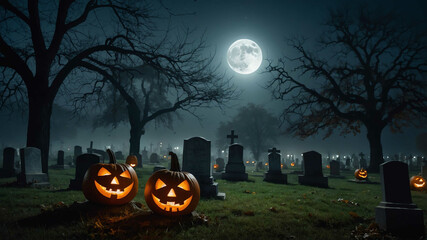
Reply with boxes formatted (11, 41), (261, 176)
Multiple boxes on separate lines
(244, 211), (255, 216)
(269, 207), (278, 213)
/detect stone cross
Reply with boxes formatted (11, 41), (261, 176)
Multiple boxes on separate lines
(268, 147), (280, 155)
(227, 130), (238, 144)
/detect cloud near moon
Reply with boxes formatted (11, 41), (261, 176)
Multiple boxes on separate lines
(227, 39), (262, 74)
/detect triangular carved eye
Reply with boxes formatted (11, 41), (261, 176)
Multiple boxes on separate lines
(120, 170), (131, 179)
(177, 180), (190, 191)
(98, 167), (111, 176)
(155, 179), (167, 190)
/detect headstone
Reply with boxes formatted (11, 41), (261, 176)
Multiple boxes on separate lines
(92, 149), (107, 162)
(298, 151), (328, 188)
(375, 161), (424, 238)
(115, 151), (124, 160)
(421, 160), (427, 179)
(222, 144), (248, 181)
(141, 147), (149, 167)
(51, 150), (70, 169)
(149, 153), (160, 163)
(0, 147), (19, 177)
(329, 160), (345, 178)
(359, 152), (367, 169)
(345, 157), (351, 169)
(182, 137), (225, 199)
(352, 154), (359, 169)
(215, 158), (225, 172)
(17, 147), (49, 187)
(264, 148), (287, 184)
(73, 145), (82, 164)
(69, 153), (100, 190)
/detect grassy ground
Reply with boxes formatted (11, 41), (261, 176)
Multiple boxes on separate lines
(0, 163), (426, 240)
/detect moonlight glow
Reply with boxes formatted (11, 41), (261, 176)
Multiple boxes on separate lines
(227, 39), (262, 74)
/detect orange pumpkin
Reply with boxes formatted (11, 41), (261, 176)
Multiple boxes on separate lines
(126, 155), (138, 168)
(144, 152), (200, 216)
(410, 175), (426, 190)
(82, 149), (138, 205)
(354, 168), (368, 180)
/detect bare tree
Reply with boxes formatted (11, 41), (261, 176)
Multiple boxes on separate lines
(266, 6), (427, 172)
(0, 0), (156, 173)
(216, 103), (280, 162)
(79, 35), (237, 162)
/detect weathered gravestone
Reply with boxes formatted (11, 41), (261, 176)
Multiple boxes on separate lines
(51, 150), (70, 169)
(17, 147), (49, 187)
(222, 144), (248, 181)
(215, 158), (225, 172)
(264, 148), (287, 184)
(298, 151), (328, 188)
(375, 161), (424, 238)
(421, 160), (427, 183)
(73, 145), (83, 165)
(329, 160), (344, 178)
(359, 152), (367, 169)
(149, 153), (160, 163)
(141, 147), (149, 167)
(182, 137), (225, 199)
(69, 153), (100, 190)
(0, 147), (18, 177)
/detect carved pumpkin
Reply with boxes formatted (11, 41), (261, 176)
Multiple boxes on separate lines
(354, 168), (368, 180)
(410, 176), (426, 190)
(144, 152), (200, 216)
(82, 149), (138, 205)
(126, 155), (138, 168)
(213, 164), (219, 169)
(291, 162), (295, 167)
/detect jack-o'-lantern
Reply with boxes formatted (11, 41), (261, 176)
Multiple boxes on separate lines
(126, 155), (138, 168)
(354, 168), (368, 180)
(291, 162), (295, 167)
(144, 152), (200, 216)
(82, 149), (138, 205)
(326, 165), (330, 169)
(213, 164), (219, 169)
(410, 176), (426, 190)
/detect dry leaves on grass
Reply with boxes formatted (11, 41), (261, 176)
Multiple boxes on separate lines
(331, 198), (360, 206)
(40, 201), (67, 212)
(350, 223), (398, 240)
(243, 190), (256, 194)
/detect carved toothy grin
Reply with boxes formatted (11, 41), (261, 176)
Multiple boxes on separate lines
(152, 194), (192, 212)
(95, 181), (134, 199)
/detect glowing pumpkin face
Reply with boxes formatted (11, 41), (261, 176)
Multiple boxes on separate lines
(144, 152), (200, 216)
(410, 176), (426, 190)
(83, 149), (138, 205)
(126, 155), (138, 168)
(291, 162), (295, 167)
(354, 168), (368, 180)
(213, 164), (219, 169)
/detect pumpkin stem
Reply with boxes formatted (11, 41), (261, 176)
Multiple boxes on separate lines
(169, 152), (180, 172)
(107, 149), (116, 164)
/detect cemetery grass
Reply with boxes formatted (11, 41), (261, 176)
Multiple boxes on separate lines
(0, 165), (426, 240)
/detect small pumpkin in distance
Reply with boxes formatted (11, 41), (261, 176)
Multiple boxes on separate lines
(410, 175), (426, 190)
(354, 168), (368, 180)
(126, 155), (138, 168)
(82, 149), (138, 205)
(144, 152), (200, 216)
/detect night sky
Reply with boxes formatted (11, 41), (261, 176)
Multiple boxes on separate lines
(1, 0), (426, 158)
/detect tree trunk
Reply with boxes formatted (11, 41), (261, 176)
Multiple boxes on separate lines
(366, 125), (384, 173)
(26, 92), (53, 174)
(127, 103), (143, 166)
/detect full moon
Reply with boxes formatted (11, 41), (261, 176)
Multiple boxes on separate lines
(227, 39), (262, 75)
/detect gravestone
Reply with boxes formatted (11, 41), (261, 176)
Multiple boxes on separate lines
(222, 144), (248, 181)
(264, 148), (287, 184)
(182, 137), (225, 199)
(51, 150), (70, 169)
(17, 147), (49, 187)
(359, 152), (367, 169)
(0, 147), (18, 177)
(73, 145), (82, 165)
(345, 157), (351, 170)
(92, 149), (108, 163)
(329, 160), (344, 178)
(141, 147), (149, 167)
(352, 154), (359, 169)
(153, 165), (166, 173)
(69, 153), (100, 190)
(115, 151), (124, 160)
(298, 151), (328, 188)
(421, 160), (427, 179)
(375, 161), (424, 238)
(149, 153), (160, 163)
(215, 158), (225, 172)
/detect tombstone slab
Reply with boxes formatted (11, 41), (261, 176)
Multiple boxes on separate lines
(183, 137), (225, 199)
(0, 147), (18, 177)
(375, 161), (424, 238)
(328, 160), (345, 178)
(140, 147), (149, 167)
(222, 144), (248, 181)
(73, 145), (82, 165)
(69, 153), (100, 190)
(17, 147), (50, 187)
(51, 150), (70, 169)
(298, 151), (328, 188)
(264, 148), (287, 184)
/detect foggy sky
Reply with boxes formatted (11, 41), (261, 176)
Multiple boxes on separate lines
(1, 0), (426, 159)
